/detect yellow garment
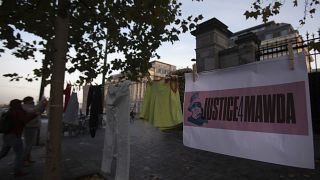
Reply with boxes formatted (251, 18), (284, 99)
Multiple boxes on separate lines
(140, 80), (182, 130)
(140, 82), (152, 121)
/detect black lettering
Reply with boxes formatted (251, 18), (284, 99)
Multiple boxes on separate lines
(244, 96), (255, 122)
(255, 95), (263, 122)
(263, 94), (276, 123)
(208, 98), (214, 120)
(238, 96), (244, 121)
(206, 94), (296, 124)
(204, 98), (210, 120)
(286, 93), (296, 124)
(218, 97), (224, 120)
(212, 98), (219, 120)
(233, 96), (239, 121)
(276, 94), (285, 123)
(222, 97), (228, 120)
(227, 97), (234, 121)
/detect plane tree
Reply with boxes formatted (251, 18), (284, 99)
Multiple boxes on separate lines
(0, 0), (203, 179)
(0, 0), (203, 83)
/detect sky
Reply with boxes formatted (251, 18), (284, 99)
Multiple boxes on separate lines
(0, 0), (319, 105)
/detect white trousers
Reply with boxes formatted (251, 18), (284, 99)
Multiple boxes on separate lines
(101, 81), (130, 180)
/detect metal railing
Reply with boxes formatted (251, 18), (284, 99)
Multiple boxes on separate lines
(256, 30), (320, 72)
(256, 30), (320, 134)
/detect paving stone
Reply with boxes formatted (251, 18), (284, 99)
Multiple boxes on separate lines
(0, 119), (320, 179)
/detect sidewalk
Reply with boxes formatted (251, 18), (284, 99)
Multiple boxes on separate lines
(0, 119), (319, 180)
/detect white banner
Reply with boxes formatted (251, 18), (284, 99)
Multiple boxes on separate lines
(183, 54), (314, 169)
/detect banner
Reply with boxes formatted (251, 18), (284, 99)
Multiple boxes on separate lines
(183, 54), (314, 169)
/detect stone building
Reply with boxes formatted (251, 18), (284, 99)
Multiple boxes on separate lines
(192, 18), (311, 72)
(191, 18), (233, 71)
(130, 61), (176, 113)
(149, 60), (177, 80)
(105, 60), (176, 113)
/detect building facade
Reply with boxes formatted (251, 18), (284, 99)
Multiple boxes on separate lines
(192, 18), (311, 72)
(106, 60), (176, 113)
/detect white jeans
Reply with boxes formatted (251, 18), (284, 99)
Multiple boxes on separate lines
(101, 81), (130, 180)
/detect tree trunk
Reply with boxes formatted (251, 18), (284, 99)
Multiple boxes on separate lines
(44, 0), (69, 179)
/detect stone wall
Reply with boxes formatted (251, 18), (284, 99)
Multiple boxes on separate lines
(191, 18), (260, 72)
(219, 33), (259, 69)
(195, 29), (230, 72)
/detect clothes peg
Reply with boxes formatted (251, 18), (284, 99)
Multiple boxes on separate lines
(288, 42), (294, 70)
(192, 63), (198, 82)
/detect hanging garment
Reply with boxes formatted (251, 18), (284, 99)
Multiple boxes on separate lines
(63, 83), (72, 112)
(86, 85), (103, 138)
(140, 79), (182, 130)
(63, 92), (79, 125)
(101, 80), (130, 180)
(139, 82), (152, 121)
(81, 85), (90, 115)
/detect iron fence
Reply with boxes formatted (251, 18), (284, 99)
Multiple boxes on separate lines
(257, 30), (320, 72)
(256, 30), (320, 134)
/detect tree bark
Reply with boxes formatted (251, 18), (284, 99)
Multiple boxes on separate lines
(44, 0), (69, 179)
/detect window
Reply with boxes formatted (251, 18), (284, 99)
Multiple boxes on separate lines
(265, 33), (273, 40)
(280, 30), (288, 36)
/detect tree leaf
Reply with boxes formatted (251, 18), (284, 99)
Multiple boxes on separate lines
(309, 8), (316, 14)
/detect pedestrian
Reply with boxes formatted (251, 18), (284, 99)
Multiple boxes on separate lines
(22, 96), (44, 164)
(130, 109), (135, 123)
(0, 99), (38, 177)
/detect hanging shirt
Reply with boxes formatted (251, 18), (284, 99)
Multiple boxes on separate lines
(63, 92), (79, 125)
(140, 79), (182, 130)
(63, 83), (72, 112)
(86, 85), (103, 137)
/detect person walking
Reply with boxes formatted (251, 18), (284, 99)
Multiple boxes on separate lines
(130, 109), (135, 123)
(0, 99), (38, 177)
(21, 96), (43, 164)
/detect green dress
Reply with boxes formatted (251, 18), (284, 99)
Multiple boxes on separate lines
(140, 80), (182, 130)
(140, 82), (152, 121)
